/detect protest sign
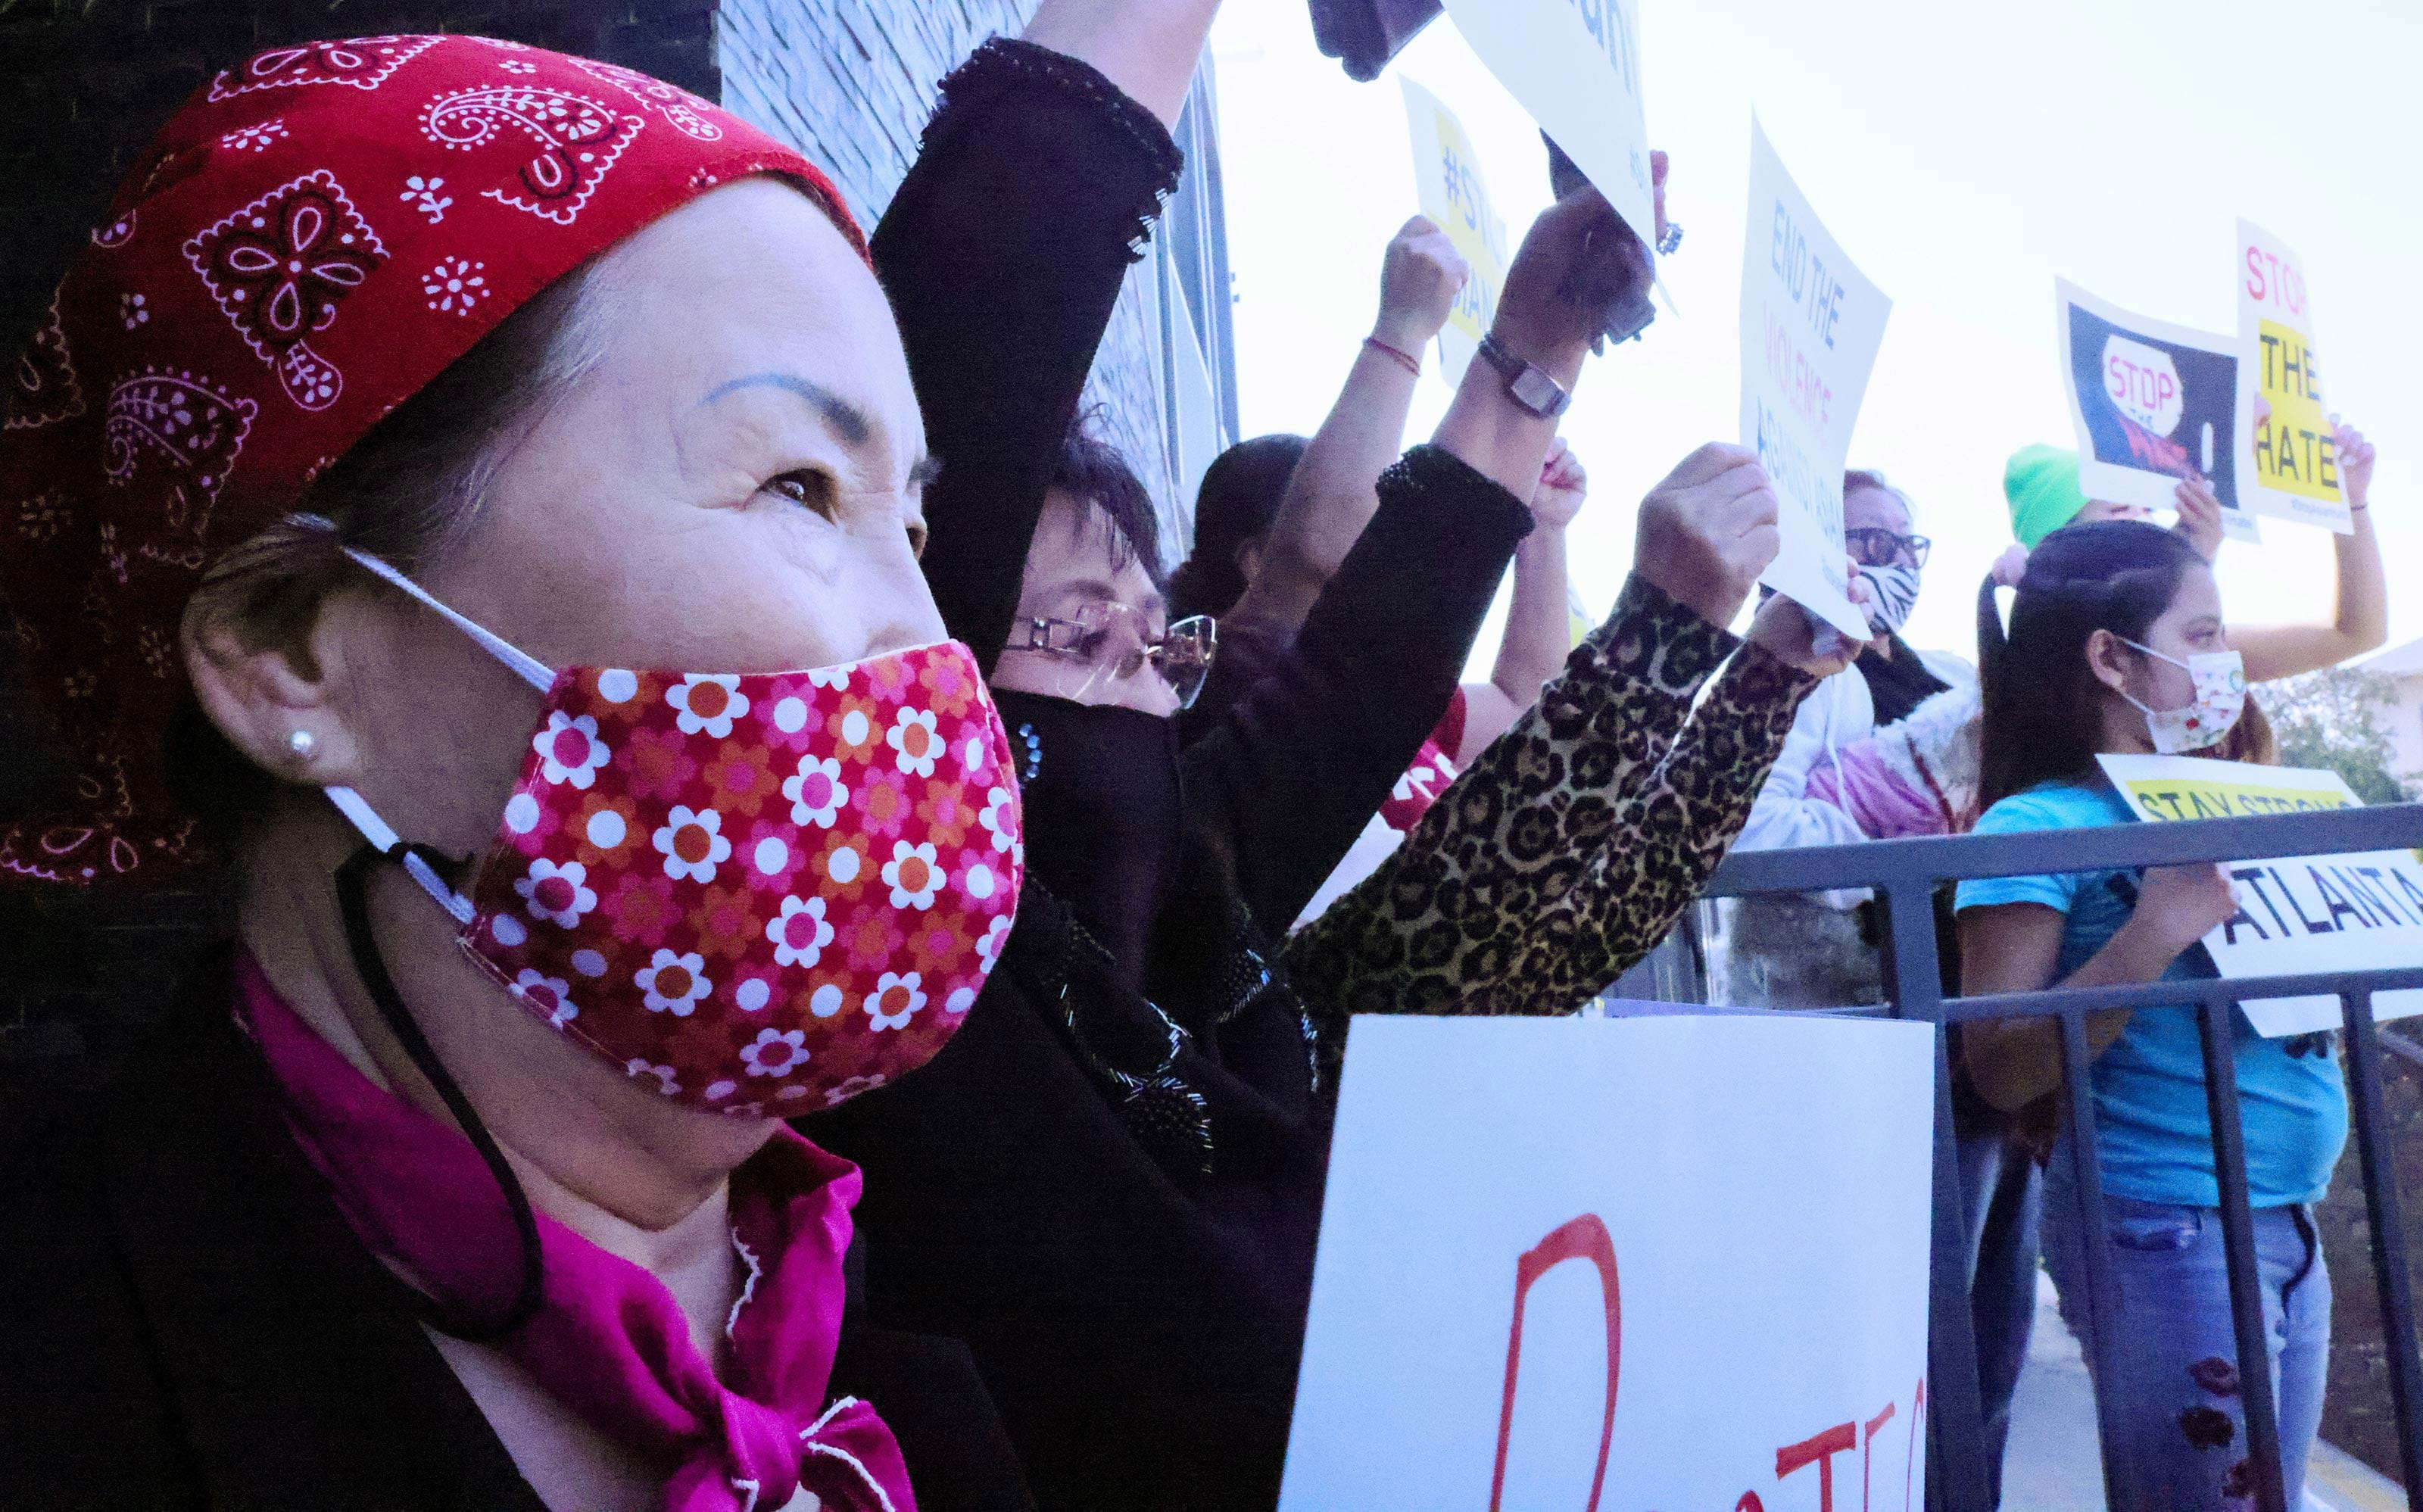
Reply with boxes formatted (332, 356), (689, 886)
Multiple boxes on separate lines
(2097, 755), (2423, 1035)
(2235, 220), (2352, 532)
(1437, 0), (1656, 254)
(2055, 279), (2257, 544)
(1740, 120), (1891, 641)
(1280, 1014), (1934, 1510)
(1400, 78), (1508, 385)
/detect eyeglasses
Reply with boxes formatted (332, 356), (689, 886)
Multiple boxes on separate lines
(1844, 527), (1931, 569)
(1006, 602), (1218, 709)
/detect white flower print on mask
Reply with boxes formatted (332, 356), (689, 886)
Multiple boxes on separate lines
(514, 857), (597, 927)
(765, 895), (834, 969)
(635, 949), (712, 1016)
(865, 971), (927, 1031)
(510, 968), (578, 1027)
(625, 1059), (681, 1096)
(881, 840), (943, 911)
(653, 805), (731, 884)
(782, 753), (849, 829)
(532, 709), (610, 787)
(979, 787), (1016, 855)
(666, 673), (749, 737)
(887, 706), (941, 778)
(975, 914), (1011, 968)
(740, 1027), (809, 1078)
(822, 1074), (887, 1107)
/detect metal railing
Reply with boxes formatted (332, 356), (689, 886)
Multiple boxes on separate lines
(1698, 802), (2423, 1512)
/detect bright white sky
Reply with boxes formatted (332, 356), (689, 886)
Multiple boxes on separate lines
(1205, 0), (2422, 669)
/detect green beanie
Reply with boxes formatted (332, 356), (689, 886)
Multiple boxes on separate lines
(2004, 444), (2089, 548)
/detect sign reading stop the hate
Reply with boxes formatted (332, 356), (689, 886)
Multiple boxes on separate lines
(1280, 1013), (1934, 1510)
(2235, 220), (2352, 532)
(1740, 120), (1891, 641)
(2055, 279), (2257, 543)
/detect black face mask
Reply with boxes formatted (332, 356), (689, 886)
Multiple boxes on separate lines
(991, 690), (1183, 992)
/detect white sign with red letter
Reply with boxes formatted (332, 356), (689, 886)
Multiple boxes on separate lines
(1280, 1013), (1934, 1510)
(2234, 221), (2352, 532)
(1741, 119), (1891, 641)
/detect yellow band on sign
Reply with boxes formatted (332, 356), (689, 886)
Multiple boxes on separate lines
(2252, 317), (2340, 503)
(2118, 775), (2354, 824)
(1427, 104), (1504, 342)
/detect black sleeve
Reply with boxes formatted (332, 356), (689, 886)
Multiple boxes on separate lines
(870, 38), (1186, 670)
(1182, 444), (1533, 933)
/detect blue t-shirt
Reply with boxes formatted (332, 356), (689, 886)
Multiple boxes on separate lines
(1956, 781), (2347, 1208)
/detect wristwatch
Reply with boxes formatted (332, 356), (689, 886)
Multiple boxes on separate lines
(1476, 332), (1572, 420)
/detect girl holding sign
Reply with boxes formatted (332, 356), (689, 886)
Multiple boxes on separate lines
(1960, 522), (2340, 1510)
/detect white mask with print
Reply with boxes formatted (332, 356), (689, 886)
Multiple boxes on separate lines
(2116, 638), (2246, 754)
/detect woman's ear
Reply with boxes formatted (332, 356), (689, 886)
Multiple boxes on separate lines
(1233, 533), (1265, 588)
(2083, 627), (2133, 696)
(181, 589), (373, 792)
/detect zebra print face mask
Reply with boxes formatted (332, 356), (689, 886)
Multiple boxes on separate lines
(1852, 561), (1922, 635)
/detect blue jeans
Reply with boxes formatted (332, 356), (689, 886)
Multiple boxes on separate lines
(2041, 1164), (2331, 1510)
(1957, 1130), (2042, 1509)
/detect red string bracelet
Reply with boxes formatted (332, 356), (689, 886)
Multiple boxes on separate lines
(1364, 335), (1423, 378)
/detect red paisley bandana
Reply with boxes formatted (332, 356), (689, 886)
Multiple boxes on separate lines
(0, 34), (862, 887)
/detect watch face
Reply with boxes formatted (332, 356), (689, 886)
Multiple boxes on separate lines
(1513, 367), (1566, 416)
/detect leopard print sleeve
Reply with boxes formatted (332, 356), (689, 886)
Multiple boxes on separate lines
(1282, 575), (1809, 1038)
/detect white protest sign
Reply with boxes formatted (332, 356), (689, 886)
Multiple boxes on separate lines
(1280, 1015), (1934, 1510)
(2235, 220), (2352, 532)
(1401, 78), (1510, 386)
(2054, 279), (2258, 544)
(1438, 0), (1656, 252)
(2098, 755), (2423, 1036)
(1741, 120), (1891, 641)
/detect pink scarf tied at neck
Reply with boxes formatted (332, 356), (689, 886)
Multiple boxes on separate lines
(235, 954), (916, 1512)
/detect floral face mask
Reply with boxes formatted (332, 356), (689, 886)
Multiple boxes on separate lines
(320, 530), (1024, 1116)
(2116, 637), (2247, 755)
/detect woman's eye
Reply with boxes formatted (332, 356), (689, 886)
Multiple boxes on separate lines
(765, 471), (837, 518)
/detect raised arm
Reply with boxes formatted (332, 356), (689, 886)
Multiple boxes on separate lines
(871, 33), (1186, 669)
(1022, 0), (1225, 127)
(1183, 189), (1653, 931)
(1455, 441), (1586, 761)
(1221, 218), (1465, 644)
(2229, 422), (2387, 681)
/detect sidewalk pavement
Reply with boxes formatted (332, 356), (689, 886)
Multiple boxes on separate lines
(2003, 1272), (2404, 1512)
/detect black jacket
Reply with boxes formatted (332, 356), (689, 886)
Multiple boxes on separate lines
(807, 41), (1532, 1512)
(0, 952), (1034, 1511)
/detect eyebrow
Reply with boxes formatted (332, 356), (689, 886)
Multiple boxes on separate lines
(701, 370), (940, 491)
(1056, 578), (1166, 616)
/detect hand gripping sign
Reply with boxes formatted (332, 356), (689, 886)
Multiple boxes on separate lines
(1740, 120), (1891, 641)
(1401, 78), (1510, 386)
(2054, 279), (2259, 544)
(2235, 220), (2352, 532)
(1438, 0), (1657, 256)
(2098, 756), (2423, 1036)
(1280, 1013), (1934, 1510)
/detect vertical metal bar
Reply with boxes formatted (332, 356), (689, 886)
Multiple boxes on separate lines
(2197, 1000), (2288, 1512)
(2339, 990), (2423, 1508)
(1879, 881), (1985, 1512)
(2058, 1009), (2136, 1504)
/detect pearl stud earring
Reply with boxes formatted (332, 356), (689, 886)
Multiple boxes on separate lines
(288, 728), (318, 761)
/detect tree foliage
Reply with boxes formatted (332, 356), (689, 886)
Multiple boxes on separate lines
(2259, 666), (2415, 806)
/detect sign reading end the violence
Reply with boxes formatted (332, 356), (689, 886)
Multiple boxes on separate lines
(1401, 78), (1509, 387)
(1740, 120), (1891, 641)
(1280, 1014), (1934, 1510)
(2054, 279), (2257, 544)
(1437, 0), (1656, 255)
(2098, 755), (2423, 1036)
(2235, 220), (2352, 532)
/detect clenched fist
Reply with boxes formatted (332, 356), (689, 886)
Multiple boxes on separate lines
(1633, 443), (1782, 629)
(1373, 216), (1470, 356)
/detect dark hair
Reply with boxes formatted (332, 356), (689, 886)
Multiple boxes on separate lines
(167, 263), (609, 852)
(1977, 519), (2272, 808)
(1047, 423), (1165, 588)
(1166, 433), (1308, 619)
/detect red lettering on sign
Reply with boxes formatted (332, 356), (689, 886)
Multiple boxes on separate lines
(1776, 1421), (1859, 1512)
(1489, 1214), (1621, 1512)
